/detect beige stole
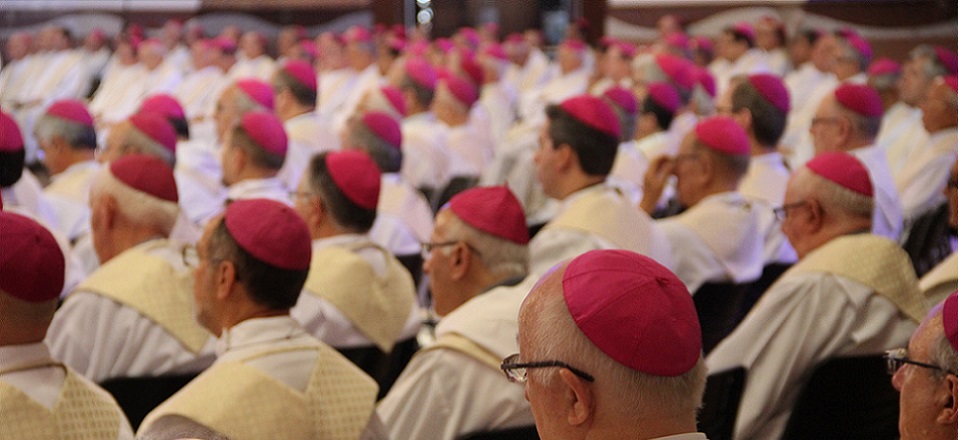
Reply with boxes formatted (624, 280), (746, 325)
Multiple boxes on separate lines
(303, 240), (416, 352)
(784, 234), (928, 322)
(543, 186), (654, 253)
(919, 252), (958, 305)
(140, 344), (377, 440)
(424, 333), (503, 370)
(75, 240), (211, 353)
(0, 367), (123, 439)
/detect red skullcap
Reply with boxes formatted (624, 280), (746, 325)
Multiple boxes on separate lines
(560, 39), (587, 53)
(505, 33), (524, 45)
(236, 79), (275, 111)
(694, 116), (750, 156)
(406, 40), (430, 57)
(442, 74), (479, 107)
(379, 85), (407, 117)
(693, 36), (713, 54)
(805, 151), (873, 197)
(459, 27), (480, 47)
(435, 38), (455, 54)
(693, 67), (716, 98)
(559, 95), (621, 139)
(664, 33), (690, 52)
(213, 36), (237, 54)
(0, 211), (65, 303)
(405, 57), (438, 90)
(867, 58), (901, 77)
(842, 33), (872, 61)
(935, 46), (958, 75)
(834, 83), (884, 118)
(361, 111), (402, 149)
(129, 112), (177, 154)
(223, 199), (312, 270)
(602, 86), (638, 115)
(647, 82), (681, 113)
(343, 26), (372, 44)
(387, 35), (406, 53)
(326, 150), (381, 210)
(655, 54), (695, 91)
(731, 22), (755, 42)
(448, 186), (529, 245)
(140, 94), (186, 120)
(613, 41), (638, 59)
(0, 110), (24, 153)
(944, 76), (958, 95)
(459, 55), (483, 85)
(943, 291), (958, 352)
(480, 43), (508, 61)
(748, 73), (790, 113)
(89, 28), (106, 42)
(562, 249), (701, 376)
(45, 99), (94, 127)
(298, 40), (319, 60)
(239, 111), (288, 157)
(109, 154), (178, 203)
(282, 59), (317, 92)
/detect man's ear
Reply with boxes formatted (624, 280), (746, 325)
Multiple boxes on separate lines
(805, 198), (825, 232)
(215, 260), (237, 302)
(556, 143), (575, 171)
(95, 194), (118, 230)
(558, 368), (594, 427)
(936, 374), (958, 424)
(449, 243), (471, 281)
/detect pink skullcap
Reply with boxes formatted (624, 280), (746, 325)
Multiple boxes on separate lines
(326, 150), (381, 210)
(140, 94), (186, 120)
(612, 40), (638, 59)
(213, 36), (237, 53)
(89, 28), (105, 42)
(655, 54), (695, 91)
(0, 211), (65, 303)
(378, 85), (407, 116)
(646, 82), (681, 113)
(406, 40), (430, 57)
(297, 40), (319, 60)
(0, 110), (24, 152)
(842, 33), (872, 60)
(239, 111), (287, 157)
(435, 38), (455, 54)
(361, 111), (402, 148)
(459, 55), (483, 85)
(448, 186), (528, 245)
(480, 43), (508, 61)
(748, 73), (790, 113)
(223, 199), (311, 270)
(387, 35), (406, 52)
(560, 95), (621, 139)
(140, 38), (163, 48)
(442, 74), (479, 107)
(867, 58), (901, 77)
(943, 291), (958, 352)
(731, 22), (755, 42)
(562, 249), (701, 376)
(805, 151), (873, 197)
(343, 26), (372, 44)
(505, 33), (524, 45)
(664, 32), (690, 51)
(935, 46), (958, 75)
(405, 57), (438, 90)
(129, 112), (177, 154)
(109, 154), (178, 203)
(45, 99), (94, 127)
(603, 86), (638, 115)
(236, 79), (275, 111)
(560, 39), (587, 53)
(459, 27), (480, 47)
(694, 116), (750, 156)
(282, 59), (317, 92)
(693, 36), (713, 54)
(694, 67), (716, 97)
(944, 76), (958, 95)
(834, 83), (883, 118)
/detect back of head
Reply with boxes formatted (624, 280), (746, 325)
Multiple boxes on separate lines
(0, 110), (26, 187)
(691, 116), (751, 181)
(546, 95), (621, 176)
(732, 74), (790, 148)
(275, 60), (318, 108)
(35, 100), (97, 150)
(230, 110), (288, 171)
(91, 154), (180, 242)
(798, 151), (874, 224)
(400, 57), (438, 111)
(832, 83), (884, 142)
(445, 186), (529, 280)
(349, 111), (403, 173)
(303, 151), (380, 233)
(123, 112), (179, 166)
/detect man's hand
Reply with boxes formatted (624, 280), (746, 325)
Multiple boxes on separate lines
(639, 155), (674, 214)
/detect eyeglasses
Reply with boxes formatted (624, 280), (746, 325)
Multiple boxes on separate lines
(884, 348), (957, 376)
(810, 116), (842, 127)
(499, 353), (595, 384)
(773, 200), (808, 221)
(181, 244), (199, 268)
(420, 240), (481, 260)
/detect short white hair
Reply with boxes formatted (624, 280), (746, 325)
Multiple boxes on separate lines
(793, 166), (874, 221)
(122, 124), (175, 166)
(441, 211), (528, 280)
(91, 168), (179, 236)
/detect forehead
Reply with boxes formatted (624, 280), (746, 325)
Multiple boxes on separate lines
(432, 208), (454, 236)
(679, 131), (698, 152)
(815, 95), (838, 116)
(199, 214), (224, 252)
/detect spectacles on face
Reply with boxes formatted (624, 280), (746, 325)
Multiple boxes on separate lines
(500, 353), (595, 384)
(810, 116), (842, 127)
(420, 240), (481, 260)
(884, 348), (957, 376)
(181, 244), (199, 268)
(773, 200), (809, 222)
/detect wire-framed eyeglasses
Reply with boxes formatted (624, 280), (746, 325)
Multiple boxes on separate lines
(499, 353), (595, 384)
(884, 348), (957, 376)
(420, 240), (481, 260)
(773, 200), (809, 222)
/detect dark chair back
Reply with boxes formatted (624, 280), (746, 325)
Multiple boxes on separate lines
(693, 282), (749, 355)
(902, 202), (951, 278)
(337, 336), (420, 400)
(737, 263), (792, 324)
(780, 355), (900, 440)
(396, 253), (424, 289)
(458, 425), (540, 440)
(697, 367), (746, 440)
(432, 175), (479, 213)
(99, 373), (198, 430)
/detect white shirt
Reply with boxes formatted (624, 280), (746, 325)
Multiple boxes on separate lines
(227, 54), (276, 82)
(332, 64), (382, 134)
(401, 112), (450, 190)
(46, 239), (217, 384)
(444, 122), (492, 178)
(877, 102), (929, 175)
(369, 173), (434, 256)
(608, 140), (650, 205)
(174, 66), (225, 120)
(278, 111), (340, 191)
(739, 152), (797, 265)
(707, 269), (917, 440)
(713, 49), (771, 98)
(517, 66), (589, 125)
(658, 192), (765, 293)
(89, 62), (147, 124)
(479, 80), (519, 147)
(378, 278), (535, 439)
(224, 177), (290, 205)
(44, 160), (100, 242)
(895, 127), (958, 222)
(317, 67), (356, 119)
(504, 48), (553, 94)
(921, 251), (958, 306)
(0, 342), (135, 439)
(849, 145), (905, 241)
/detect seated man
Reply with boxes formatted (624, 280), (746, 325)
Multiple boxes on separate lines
(530, 94), (672, 275)
(920, 157), (958, 306)
(890, 290), (958, 440)
(512, 249), (707, 439)
(218, 110), (291, 208)
(290, 151), (420, 367)
(138, 199), (383, 439)
(707, 152), (929, 439)
(0, 211), (133, 439)
(378, 186), (535, 438)
(47, 155), (215, 383)
(641, 116), (764, 292)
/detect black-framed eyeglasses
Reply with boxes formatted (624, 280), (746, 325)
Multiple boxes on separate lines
(500, 353), (595, 384)
(947, 179), (958, 190)
(181, 244), (199, 268)
(884, 348), (957, 376)
(420, 240), (481, 259)
(773, 200), (809, 222)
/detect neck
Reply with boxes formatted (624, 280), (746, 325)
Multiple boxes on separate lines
(233, 167), (277, 184)
(553, 175), (605, 200)
(280, 105), (313, 122)
(686, 181), (738, 207)
(795, 220), (872, 259)
(749, 137), (775, 156)
(61, 151), (96, 173)
(220, 300), (288, 336)
(100, 228), (164, 264)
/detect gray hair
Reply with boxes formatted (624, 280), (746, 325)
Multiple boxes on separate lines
(90, 167), (180, 236)
(121, 125), (175, 167)
(348, 121), (402, 173)
(34, 114), (97, 150)
(441, 211), (528, 281)
(910, 45), (952, 80)
(834, 100), (881, 140)
(794, 167), (874, 221)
